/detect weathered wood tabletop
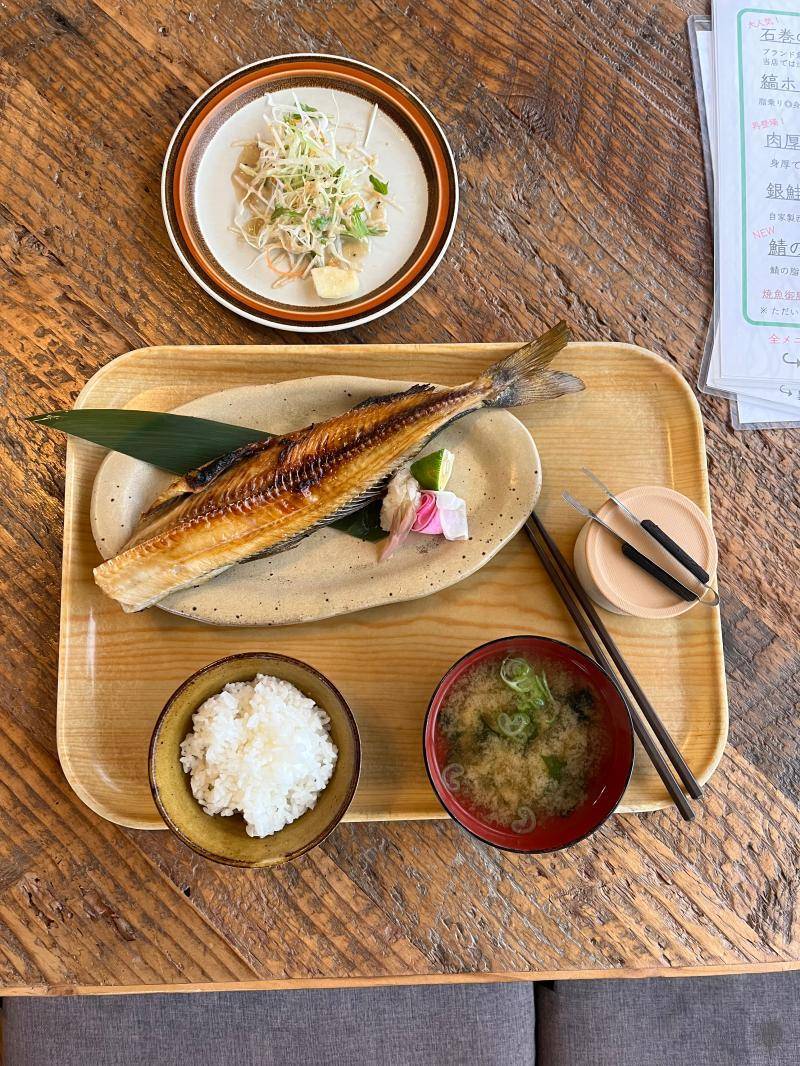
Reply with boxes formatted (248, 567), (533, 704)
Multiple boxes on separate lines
(1, 0), (798, 995)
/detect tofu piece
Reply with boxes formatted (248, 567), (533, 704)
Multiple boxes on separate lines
(311, 266), (360, 299)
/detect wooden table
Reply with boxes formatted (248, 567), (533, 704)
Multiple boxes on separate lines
(1, 0), (798, 996)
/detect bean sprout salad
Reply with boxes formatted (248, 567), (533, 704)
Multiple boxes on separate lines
(231, 94), (391, 296)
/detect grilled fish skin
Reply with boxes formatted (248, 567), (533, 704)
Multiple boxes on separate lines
(94, 322), (581, 612)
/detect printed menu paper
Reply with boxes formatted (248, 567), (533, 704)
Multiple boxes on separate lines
(695, 17), (799, 420)
(703, 2), (800, 424)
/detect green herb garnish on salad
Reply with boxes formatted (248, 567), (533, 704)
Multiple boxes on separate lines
(232, 96), (391, 294)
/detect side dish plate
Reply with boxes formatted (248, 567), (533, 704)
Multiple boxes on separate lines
(57, 342), (728, 829)
(162, 54), (458, 331)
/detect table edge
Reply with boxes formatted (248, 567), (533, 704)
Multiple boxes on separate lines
(4, 960), (799, 997)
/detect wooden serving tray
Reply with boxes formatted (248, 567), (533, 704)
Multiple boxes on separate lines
(57, 342), (728, 829)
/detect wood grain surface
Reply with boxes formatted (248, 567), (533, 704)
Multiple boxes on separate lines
(0, 0), (798, 994)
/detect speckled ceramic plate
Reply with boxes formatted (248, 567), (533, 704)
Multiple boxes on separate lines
(91, 375), (540, 626)
(149, 653), (361, 867)
(162, 54), (458, 331)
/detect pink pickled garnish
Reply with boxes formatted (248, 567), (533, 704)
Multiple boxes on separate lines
(412, 491), (443, 535)
(379, 498), (419, 561)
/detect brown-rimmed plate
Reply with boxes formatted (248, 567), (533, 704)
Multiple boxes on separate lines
(161, 54), (459, 331)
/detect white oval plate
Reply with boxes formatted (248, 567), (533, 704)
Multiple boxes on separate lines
(91, 376), (541, 627)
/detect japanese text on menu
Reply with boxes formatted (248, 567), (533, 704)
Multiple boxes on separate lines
(742, 10), (800, 362)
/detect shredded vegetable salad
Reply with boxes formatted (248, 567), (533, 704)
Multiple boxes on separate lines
(231, 94), (391, 291)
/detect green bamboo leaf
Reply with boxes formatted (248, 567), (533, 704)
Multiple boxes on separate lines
(28, 410), (270, 475)
(328, 499), (386, 541)
(29, 409), (387, 541)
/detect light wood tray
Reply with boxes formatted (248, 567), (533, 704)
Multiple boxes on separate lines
(57, 342), (728, 829)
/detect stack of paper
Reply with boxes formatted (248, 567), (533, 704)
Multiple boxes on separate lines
(691, 2), (800, 428)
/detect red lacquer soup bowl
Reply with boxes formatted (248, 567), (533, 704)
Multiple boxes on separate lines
(423, 636), (634, 853)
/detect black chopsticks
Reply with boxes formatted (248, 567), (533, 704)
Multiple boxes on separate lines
(524, 511), (702, 821)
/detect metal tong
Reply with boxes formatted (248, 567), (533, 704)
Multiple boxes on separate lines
(564, 469), (720, 607)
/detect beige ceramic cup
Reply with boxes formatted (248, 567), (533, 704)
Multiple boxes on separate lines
(572, 486), (717, 619)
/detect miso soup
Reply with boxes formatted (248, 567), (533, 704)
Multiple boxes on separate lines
(437, 655), (605, 828)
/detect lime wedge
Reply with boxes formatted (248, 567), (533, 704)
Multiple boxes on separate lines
(410, 448), (454, 491)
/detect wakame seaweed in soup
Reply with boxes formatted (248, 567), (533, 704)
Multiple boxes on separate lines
(438, 656), (605, 828)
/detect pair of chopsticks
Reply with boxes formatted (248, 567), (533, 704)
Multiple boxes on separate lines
(524, 512), (702, 821)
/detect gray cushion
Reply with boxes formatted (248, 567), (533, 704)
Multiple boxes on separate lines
(536, 971), (800, 1066)
(2, 981), (535, 1066)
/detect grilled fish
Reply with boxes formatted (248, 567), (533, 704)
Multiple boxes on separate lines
(94, 322), (581, 612)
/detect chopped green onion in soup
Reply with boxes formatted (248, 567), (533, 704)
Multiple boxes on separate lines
(437, 657), (606, 828)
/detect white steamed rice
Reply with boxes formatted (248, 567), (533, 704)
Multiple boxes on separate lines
(180, 673), (338, 838)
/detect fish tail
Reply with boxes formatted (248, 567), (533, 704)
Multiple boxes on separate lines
(480, 322), (583, 408)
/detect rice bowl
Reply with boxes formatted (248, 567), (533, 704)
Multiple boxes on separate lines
(149, 652), (360, 868)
